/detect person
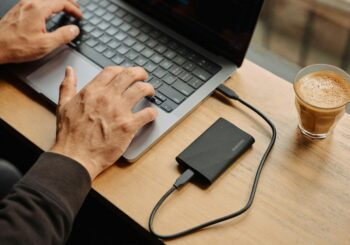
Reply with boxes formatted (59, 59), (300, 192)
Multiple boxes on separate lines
(0, 0), (158, 244)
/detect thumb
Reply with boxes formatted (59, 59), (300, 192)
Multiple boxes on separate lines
(47, 25), (80, 50)
(58, 66), (77, 110)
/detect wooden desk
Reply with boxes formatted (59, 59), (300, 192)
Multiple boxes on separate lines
(1, 60), (350, 244)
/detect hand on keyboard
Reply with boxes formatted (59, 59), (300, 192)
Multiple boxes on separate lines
(0, 0), (82, 64)
(51, 66), (157, 180)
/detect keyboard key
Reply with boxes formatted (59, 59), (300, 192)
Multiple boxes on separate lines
(82, 24), (94, 33)
(79, 0), (89, 6)
(125, 50), (138, 60)
(120, 23), (131, 32)
(203, 62), (221, 74)
(155, 91), (167, 102)
(150, 30), (161, 38)
(77, 44), (115, 68)
(183, 61), (195, 72)
(123, 14), (135, 23)
(128, 28), (140, 37)
(121, 60), (134, 67)
(103, 13), (114, 22)
(98, 21), (110, 30)
(140, 24), (152, 33)
(136, 33), (149, 43)
(91, 29), (103, 38)
(107, 4), (118, 12)
(173, 56), (186, 66)
(112, 55), (125, 65)
(103, 49), (116, 59)
(144, 62), (157, 72)
(117, 45), (129, 55)
(150, 54), (164, 64)
(132, 19), (142, 28)
(148, 78), (162, 89)
(132, 43), (145, 52)
(146, 39), (158, 48)
(153, 97), (163, 105)
(153, 68), (167, 79)
(83, 11), (93, 20)
(95, 43), (107, 53)
(86, 38), (98, 47)
(134, 55), (148, 66)
(163, 74), (176, 85)
(99, 34), (112, 44)
(164, 50), (177, 60)
(154, 44), (167, 54)
(99, 0), (109, 8)
(169, 65), (184, 76)
(188, 77), (204, 89)
(160, 100), (178, 113)
(116, 9), (127, 18)
(158, 84), (185, 104)
(168, 41), (179, 50)
(95, 8), (106, 16)
(141, 48), (154, 58)
(160, 60), (173, 70)
(106, 26), (118, 36)
(178, 47), (189, 56)
(178, 71), (193, 82)
(172, 80), (194, 96)
(123, 37), (136, 47)
(108, 40), (120, 49)
(159, 36), (169, 44)
(111, 18), (122, 27)
(90, 16), (102, 25)
(193, 67), (211, 81)
(115, 32), (127, 41)
(87, 3), (98, 11)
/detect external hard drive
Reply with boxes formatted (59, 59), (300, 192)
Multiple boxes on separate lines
(176, 118), (255, 184)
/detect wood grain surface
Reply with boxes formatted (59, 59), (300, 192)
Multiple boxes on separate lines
(1, 60), (349, 244)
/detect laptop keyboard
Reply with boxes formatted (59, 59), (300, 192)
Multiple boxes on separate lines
(46, 0), (222, 113)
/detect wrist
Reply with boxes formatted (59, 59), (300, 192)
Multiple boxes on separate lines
(50, 145), (100, 181)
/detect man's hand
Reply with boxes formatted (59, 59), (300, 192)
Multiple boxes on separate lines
(50, 66), (158, 180)
(0, 0), (82, 64)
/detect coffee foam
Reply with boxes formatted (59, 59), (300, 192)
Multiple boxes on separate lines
(295, 71), (350, 108)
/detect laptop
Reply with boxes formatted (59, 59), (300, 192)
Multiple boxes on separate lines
(1, 0), (264, 161)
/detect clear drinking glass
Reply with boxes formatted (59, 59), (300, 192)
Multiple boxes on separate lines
(293, 64), (350, 139)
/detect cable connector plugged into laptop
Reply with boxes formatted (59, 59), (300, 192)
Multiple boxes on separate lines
(216, 84), (240, 100)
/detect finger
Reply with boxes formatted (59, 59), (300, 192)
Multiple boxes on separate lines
(87, 66), (125, 88)
(133, 107), (158, 130)
(67, 0), (80, 8)
(58, 66), (77, 109)
(109, 67), (148, 93)
(123, 82), (155, 108)
(45, 25), (80, 51)
(44, 0), (82, 19)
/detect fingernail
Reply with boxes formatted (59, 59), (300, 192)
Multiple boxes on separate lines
(70, 26), (80, 36)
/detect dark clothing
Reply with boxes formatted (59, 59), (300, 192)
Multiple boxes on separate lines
(0, 159), (22, 199)
(0, 152), (91, 245)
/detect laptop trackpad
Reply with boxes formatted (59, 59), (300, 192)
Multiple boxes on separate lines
(27, 48), (101, 104)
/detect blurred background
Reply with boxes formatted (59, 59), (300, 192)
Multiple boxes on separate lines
(247, 0), (350, 83)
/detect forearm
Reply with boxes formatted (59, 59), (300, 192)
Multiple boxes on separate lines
(0, 152), (91, 245)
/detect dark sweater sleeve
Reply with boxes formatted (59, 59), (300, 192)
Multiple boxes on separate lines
(0, 152), (91, 245)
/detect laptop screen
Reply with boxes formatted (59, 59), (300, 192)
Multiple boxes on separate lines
(126, 0), (264, 67)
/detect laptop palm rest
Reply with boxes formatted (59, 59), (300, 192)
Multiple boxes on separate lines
(27, 48), (101, 104)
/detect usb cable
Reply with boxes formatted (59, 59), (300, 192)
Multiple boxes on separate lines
(148, 84), (277, 239)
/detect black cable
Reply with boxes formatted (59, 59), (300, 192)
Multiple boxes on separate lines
(148, 84), (277, 240)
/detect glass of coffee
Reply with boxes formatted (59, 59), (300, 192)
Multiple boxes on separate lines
(294, 64), (350, 139)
